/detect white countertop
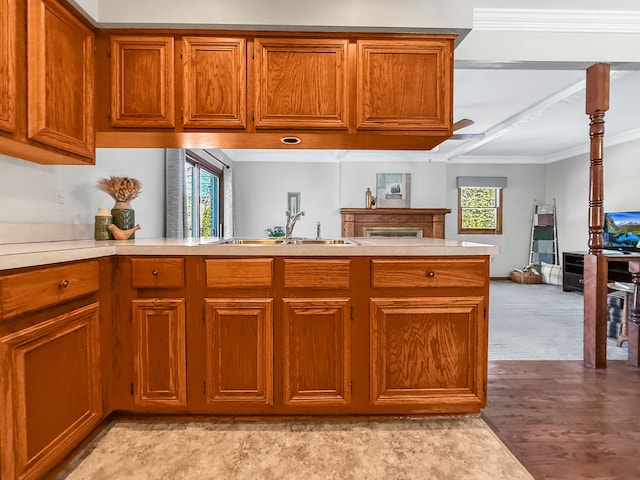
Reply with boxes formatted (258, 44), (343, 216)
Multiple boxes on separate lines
(0, 237), (499, 271)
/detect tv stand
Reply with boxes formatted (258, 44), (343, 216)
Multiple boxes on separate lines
(562, 251), (633, 292)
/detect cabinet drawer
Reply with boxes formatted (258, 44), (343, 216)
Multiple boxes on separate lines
(0, 261), (99, 319)
(131, 258), (185, 288)
(371, 258), (486, 288)
(284, 259), (351, 289)
(205, 258), (273, 288)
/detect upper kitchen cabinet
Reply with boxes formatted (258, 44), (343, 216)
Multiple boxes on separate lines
(182, 37), (246, 129)
(253, 38), (349, 130)
(0, 0), (16, 134)
(110, 36), (175, 127)
(27, 0), (95, 159)
(357, 39), (452, 132)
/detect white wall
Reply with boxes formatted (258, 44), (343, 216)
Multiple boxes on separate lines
(446, 163), (547, 277)
(231, 159), (448, 239)
(547, 137), (640, 254)
(232, 161), (342, 239)
(0, 149), (166, 239)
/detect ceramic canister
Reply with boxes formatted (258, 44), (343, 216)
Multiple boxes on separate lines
(95, 208), (113, 240)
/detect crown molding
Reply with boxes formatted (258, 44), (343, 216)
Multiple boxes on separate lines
(474, 8), (640, 33)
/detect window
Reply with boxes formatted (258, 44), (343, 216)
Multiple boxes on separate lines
(458, 186), (503, 234)
(185, 151), (223, 239)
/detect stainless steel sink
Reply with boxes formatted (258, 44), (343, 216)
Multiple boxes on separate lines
(220, 238), (356, 245)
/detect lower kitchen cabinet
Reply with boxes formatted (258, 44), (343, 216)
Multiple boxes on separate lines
(0, 303), (102, 480)
(370, 296), (486, 411)
(131, 298), (187, 407)
(203, 298), (273, 406)
(282, 297), (351, 407)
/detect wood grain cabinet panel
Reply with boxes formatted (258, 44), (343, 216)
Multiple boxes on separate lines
(182, 37), (246, 128)
(357, 39), (452, 131)
(282, 298), (351, 406)
(371, 258), (486, 289)
(131, 257), (185, 289)
(205, 258), (273, 288)
(0, 260), (100, 320)
(27, 0), (95, 159)
(370, 297), (486, 407)
(0, 0), (16, 134)
(111, 36), (175, 127)
(204, 299), (273, 405)
(131, 298), (187, 406)
(0, 303), (102, 480)
(283, 259), (351, 289)
(254, 38), (349, 129)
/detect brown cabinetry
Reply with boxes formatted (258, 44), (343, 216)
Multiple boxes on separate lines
(126, 257), (188, 409)
(357, 39), (452, 132)
(282, 258), (352, 407)
(27, 0), (94, 159)
(183, 37), (246, 128)
(202, 258), (274, 409)
(110, 36), (175, 127)
(369, 257), (489, 412)
(0, 0), (16, 134)
(131, 298), (187, 406)
(282, 297), (351, 406)
(253, 38), (349, 130)
(0, 0), (95, 164)
(0, 259), (102, 480)
(370, 297), (485, 410)
(204, 298), (273, 405)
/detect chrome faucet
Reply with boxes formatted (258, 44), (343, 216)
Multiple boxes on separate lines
(285, 210), (305, 238)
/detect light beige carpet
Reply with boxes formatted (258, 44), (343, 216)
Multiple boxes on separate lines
(55, 416), (533, 480)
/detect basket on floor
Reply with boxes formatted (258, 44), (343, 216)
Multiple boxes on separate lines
(509, 267), (543, 284)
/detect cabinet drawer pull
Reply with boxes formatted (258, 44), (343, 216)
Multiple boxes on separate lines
(59, 279), (70, 289)
(426, 270), (435, 278)
(152, 269), (159, 277)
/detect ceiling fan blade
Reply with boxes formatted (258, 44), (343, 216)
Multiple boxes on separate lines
(449, 133), (485, 141)
(453, 118), (475, 131)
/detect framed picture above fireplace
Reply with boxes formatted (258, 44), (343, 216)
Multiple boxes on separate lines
(376, 173), (411, 208)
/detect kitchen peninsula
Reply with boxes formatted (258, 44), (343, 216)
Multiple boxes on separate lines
(0, 237), (497, 480)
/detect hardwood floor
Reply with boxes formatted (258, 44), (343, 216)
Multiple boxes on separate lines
(482, 360), (640, 480)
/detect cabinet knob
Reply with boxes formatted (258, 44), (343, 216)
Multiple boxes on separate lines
(152, 269), (159, 277)
(426, 270), (435, 278)
(59, 279), (70, 289)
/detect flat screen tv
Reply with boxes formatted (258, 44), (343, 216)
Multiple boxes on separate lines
(604, 211), (640, 252)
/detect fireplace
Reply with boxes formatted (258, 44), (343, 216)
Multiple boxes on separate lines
(363, 227), (424, 237)
(340, 208), (451, 239)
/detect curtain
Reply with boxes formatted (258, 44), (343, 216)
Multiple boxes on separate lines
(456, 176), (508, 188)
(165, 148), (186, 238)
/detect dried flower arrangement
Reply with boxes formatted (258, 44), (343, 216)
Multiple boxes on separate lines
(97, 176), (142, 204)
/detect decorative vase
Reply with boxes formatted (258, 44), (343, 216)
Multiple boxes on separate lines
(94, 208), (113, 240)
(111, 201), (136, 239)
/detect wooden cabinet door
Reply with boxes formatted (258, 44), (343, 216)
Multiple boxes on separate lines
(131, 298), (187, 407)
(183, 37), (246, 128)
(357, 39), (452, 131)
(0, 303), (102, 480)
(204, 299), (273, 405)
(370, 297), (486, 408)
(0, 0), (16, 134)
(254, 38), (349, 129)
(27, 0), (95, 159)
(111, 36), (175, 127)
(282, 298), (351, 407)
